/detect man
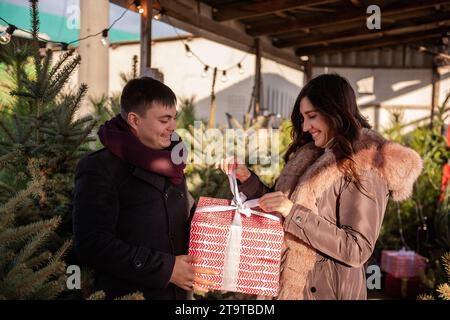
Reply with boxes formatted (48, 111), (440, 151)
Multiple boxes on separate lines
(72, 77), (214, 299)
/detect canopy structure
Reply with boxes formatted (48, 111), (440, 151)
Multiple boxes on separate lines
(110, 0), (450, 70)
(110, 0), (450, 119)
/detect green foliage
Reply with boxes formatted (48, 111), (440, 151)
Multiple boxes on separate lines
(0, 152), (70, 299)
(418, 252), (450, 300)
(0, 1), (96, 299)
(177, 97), (196, 129)
(378, 95), (450, 292)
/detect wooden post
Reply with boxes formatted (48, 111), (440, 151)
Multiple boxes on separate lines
(140, 0), (153, 76)
(254, 38), (262, 118)
(304, 59), (313, 82)
(430, 63), (440, 127)
(208, 67), (218, 128)
(78, 0), (109, 117)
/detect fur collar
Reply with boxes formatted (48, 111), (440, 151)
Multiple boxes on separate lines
(278, 128), (423, 211)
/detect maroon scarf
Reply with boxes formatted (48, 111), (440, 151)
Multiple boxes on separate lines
(98, 114), (186, 185)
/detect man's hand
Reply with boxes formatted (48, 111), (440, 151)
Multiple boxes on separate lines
(259, 191), (294, 218)
(169, 255), (217, 292)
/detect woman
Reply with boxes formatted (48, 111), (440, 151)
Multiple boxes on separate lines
(219, 73), (422, 300)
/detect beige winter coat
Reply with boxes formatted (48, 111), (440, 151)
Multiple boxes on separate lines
(239, 128), (423, 299)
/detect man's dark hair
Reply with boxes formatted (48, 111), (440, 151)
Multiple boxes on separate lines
(120, 76), (177, 119)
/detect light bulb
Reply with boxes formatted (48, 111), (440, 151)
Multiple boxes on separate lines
(0, 32), (12, 45)
(184, 44), (193, 58)
(153, 12), (161, 20)
(237, 63), (245, 74)
(0, 25), (17, 45)
(300, 55), (309, 61)
(221, 70), (228, 82)
(101, 29), (109, 46)
(134, 1), (144, 14)
(201, 65), (209, 78)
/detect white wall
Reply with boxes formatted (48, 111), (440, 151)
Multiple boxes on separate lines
(312, 67), (448, 132)
(109, 38), (304, 125)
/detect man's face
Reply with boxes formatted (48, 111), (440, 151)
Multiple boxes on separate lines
(128, 103), (177, 150)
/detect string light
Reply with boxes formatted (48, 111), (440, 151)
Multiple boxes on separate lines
(0, 1), (134, 47)
(221, 70), (228, 82)
(184, 43), (193, 58)
(134, 0), (144, 14)
(201, 65), (209, 78)
(101, 29), (109, 46)
(237, 62), (245, 74)
(0, 24), (17, 45)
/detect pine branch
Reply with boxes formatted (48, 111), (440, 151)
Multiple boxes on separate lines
(28, 275), (66, 300)
(0, 217), (59, 247)
(114, 292), (145, 300)
(69, 84), (88, 121)
(0, 263), (34, 299)
(0, 120), (15, 143)
(36, 50), (53, 97)
(87, 291), (106, 300)
(25, 259), (66, 293)
(48, 49), (75, 80)
(417, 294), (434, 300)
(29, 0), (41, 82)
(50, 239), (72, 263)
(437, 283), (450, 300)
(46, 55), (81, 100)
(442, 252), (450, 281)
(0, 179), (41, 226)
(26, 250), (52, 269)
(30, 0), (39, 42)
(12, 217), (60, 266)
(0, 152), (19, 171)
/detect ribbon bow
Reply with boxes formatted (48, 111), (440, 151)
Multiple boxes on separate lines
(196, 170), (279, 222)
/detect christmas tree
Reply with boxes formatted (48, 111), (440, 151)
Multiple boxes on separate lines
(0, 0), (96, 299)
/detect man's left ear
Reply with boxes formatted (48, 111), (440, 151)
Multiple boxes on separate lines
(127, 112), (139, 131)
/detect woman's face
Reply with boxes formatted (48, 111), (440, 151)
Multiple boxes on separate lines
(300, 97), (334, 148)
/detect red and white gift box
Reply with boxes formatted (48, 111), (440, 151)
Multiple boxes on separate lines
(381, 249), (427, 278)
(188, 173), (284, 297)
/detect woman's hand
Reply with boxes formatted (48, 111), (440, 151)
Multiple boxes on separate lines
(259, 191), (294, 218)
(216, 156), (251, 183)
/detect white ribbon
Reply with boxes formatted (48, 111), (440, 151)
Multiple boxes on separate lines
(195, 170), (279, 292)
(195, 170), (280, 222)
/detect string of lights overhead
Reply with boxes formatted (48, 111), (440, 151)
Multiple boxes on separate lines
(0, 0), (247, 82)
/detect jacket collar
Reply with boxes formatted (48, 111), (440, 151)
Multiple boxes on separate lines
(131, 167), (166, 193)
(277, 128), (423, 210)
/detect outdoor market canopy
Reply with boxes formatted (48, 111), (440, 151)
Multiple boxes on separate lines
(110, 0), (450, 70)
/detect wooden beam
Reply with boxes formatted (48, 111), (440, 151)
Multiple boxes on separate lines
(247, 0), (450, 37)
(430, 63), (440, 125)
(254, 38), (262, 117)
(110, 0), (304, 71)
(295, 32), (442, 56)
(158, 0), (304, 71)
(212, 0), (338, 22)
(276, 18), (450, 48)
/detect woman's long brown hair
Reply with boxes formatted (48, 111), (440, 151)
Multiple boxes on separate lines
(284, 73), (372, 191)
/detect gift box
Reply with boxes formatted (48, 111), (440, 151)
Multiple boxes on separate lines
(383, 273), (423, 300)
(381, 249), (427, 278)
(188, 173), (284, 297)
